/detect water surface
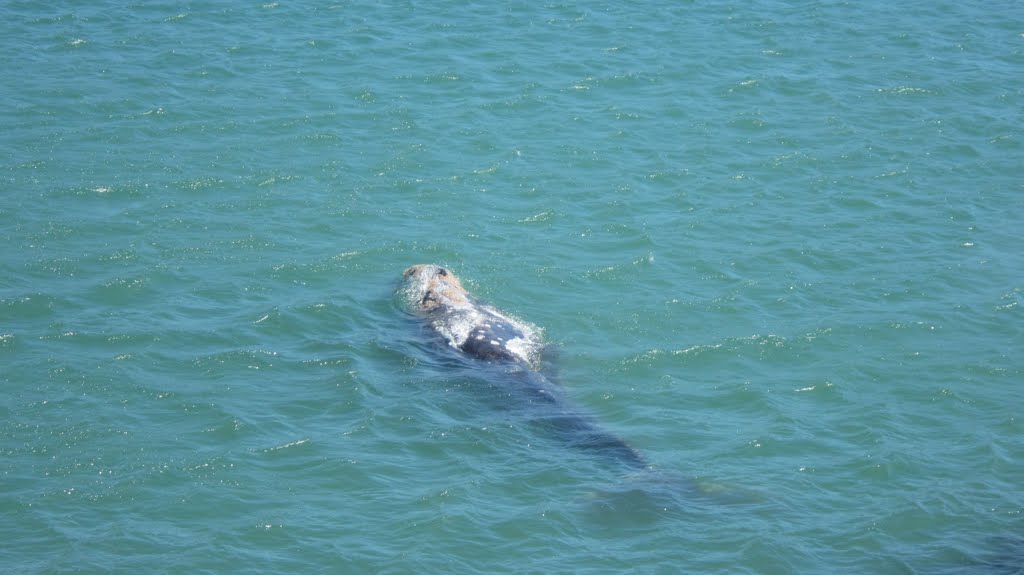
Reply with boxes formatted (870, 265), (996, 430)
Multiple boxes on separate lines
(2, 2), (1022, 573)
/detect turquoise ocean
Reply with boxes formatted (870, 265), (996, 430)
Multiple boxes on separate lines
(2, 2), (1023, 573)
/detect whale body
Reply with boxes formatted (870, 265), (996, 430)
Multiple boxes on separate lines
(399, 264), (648, 470)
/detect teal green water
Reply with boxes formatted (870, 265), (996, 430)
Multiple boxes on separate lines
(2, 2), (1023, 573)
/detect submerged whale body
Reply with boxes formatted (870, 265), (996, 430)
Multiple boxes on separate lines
(400, 264), (649, 470)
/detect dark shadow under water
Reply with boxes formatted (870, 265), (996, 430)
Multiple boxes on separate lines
(401, 333), (766, 515)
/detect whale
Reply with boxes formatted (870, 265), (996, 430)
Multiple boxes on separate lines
(399, 264), (649, 470)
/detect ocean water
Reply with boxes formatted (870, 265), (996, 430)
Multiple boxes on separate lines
(2, 1), (1022, 573)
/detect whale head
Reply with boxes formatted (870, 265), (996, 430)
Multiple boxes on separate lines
(401, 264), (471, 313)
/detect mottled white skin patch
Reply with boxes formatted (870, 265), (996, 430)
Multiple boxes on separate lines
(400, 264), (542, 365)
